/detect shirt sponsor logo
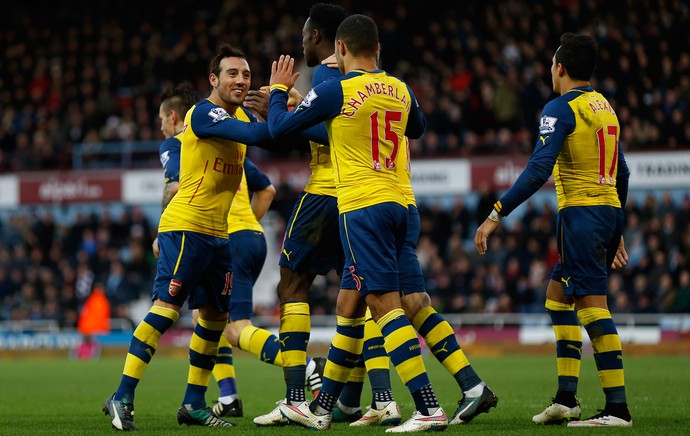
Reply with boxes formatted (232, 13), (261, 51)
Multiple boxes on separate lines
(169, 279), (182, 297)
(539, 115), (558, 134)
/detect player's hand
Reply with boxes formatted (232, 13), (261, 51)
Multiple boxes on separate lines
(474, 218), (500, 256)
(287, 88), (304, 106)
(270, 55), (300, 89)
(321, 53), (338, 69)
(152, 236), (160, 259)
(243, 89), (269, 119)
(611, 235), (628, 269)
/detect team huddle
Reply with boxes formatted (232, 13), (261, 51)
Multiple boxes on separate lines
(102, 3), (632, 432)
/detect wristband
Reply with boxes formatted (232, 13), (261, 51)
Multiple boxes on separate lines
(488, 208), (502, 223)
(269, 84), (289, 93)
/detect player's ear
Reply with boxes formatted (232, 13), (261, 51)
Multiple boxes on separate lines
(336, 40), (346, 57)
(313, 28), (322, 44)
(209, 72), (218, 88)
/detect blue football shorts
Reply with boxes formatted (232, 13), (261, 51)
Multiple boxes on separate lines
(399, 205), (426, 295)
(227, 230), (267, 320)
(339, 202), (408, 295)
(279, 191), (344, 276)
(551, 205), (623, 296)
(153, 230), (232, 312)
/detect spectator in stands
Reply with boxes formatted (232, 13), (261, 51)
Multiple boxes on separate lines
(0, 0), (688, 171)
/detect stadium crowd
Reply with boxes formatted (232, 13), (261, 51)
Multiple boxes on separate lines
(1, 190), (689, 326)
(0, 0), (689, 172)
(1, 1), (690, 325)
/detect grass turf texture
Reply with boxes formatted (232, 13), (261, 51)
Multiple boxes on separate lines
(0, 354), (688, 435)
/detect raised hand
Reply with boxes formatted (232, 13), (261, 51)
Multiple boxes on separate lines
(270, 55), (301, 90)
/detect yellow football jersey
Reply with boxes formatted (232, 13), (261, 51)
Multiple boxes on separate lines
(554, 89), (621, 209)
(397, 136), (416, 207)
(158, 100), (251, 237)
(495, 86), (625, 217)
(268, 69), (426, 214)
(303, 141), (336, 196)
(226, 157), (271, 234)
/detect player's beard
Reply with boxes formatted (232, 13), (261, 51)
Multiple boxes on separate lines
(219, 86), (247, 107)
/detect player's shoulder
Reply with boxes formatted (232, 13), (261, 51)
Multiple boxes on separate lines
(237, 106), (258, 123)
(191, 98), (234, 124)
(543, 93), (575, 117)
(382, 69), (407, 83)
(194, 98), (211, 108)
(312, 64), (341, 86)
(539, 95), (577, 134)
(159, 135), (181, 154)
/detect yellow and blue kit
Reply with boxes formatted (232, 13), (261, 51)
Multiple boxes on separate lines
(226, 157), (272, 320)
(154, 98), (273, 311)
(279, 64), (344, 275)
(268, 68), (426, 293)
(159, 131), (183, 184)
(494, 86), (630, 295)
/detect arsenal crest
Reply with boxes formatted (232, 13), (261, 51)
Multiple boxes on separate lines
(169, 279), (182, 296)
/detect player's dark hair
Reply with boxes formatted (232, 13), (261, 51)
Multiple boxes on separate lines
(308, 3), (348, 43)
(160, 82), (197, 117)
(210, 44), (247, 77)
(555, 32), (598, 81)
(335, 14), (378, 57)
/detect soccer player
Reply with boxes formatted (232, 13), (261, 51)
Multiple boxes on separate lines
(154, 82), (197, 225)
(253, 2), (349, 427)
(474, 33), (632, 428)
(208, 156), (278, 417)
(153, 82), (278, 419)
(341, 137), (498, 427)
(103, 44), (307, 431)
(267, 15), (448, 432)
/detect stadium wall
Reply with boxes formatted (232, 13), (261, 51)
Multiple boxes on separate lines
(2, 151), (690, 354)
(2, 151), (690, 207)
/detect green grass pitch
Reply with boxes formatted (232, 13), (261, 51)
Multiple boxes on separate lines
(0, 353), (688, 435)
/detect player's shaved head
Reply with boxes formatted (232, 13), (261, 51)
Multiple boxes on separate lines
(335, 14), (378, 58)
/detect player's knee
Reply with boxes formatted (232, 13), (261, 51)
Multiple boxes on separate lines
(365, 291), (402, 321)
(198, 307), (228, 323)
(277, 286), (307, 303)
(401, 292), (430, 321)
(276, 268), (312, 303)
(335, 289), (365, 318)
(225, 320), (250, 346)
